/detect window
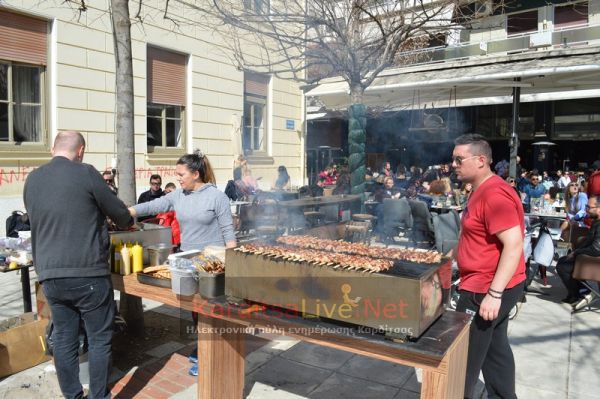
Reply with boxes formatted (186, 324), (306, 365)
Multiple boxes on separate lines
(0, 10), (48, 147)
(507, 10), (538, 36)
(243, 72), (270, 155)
(0, 63), (44, 142)
(554, 2), (588, 30)
(146, 47), (186, 151)
(244, 0), (270, 14)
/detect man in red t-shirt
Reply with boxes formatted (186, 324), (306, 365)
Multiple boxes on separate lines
(452, 134), (525, 399)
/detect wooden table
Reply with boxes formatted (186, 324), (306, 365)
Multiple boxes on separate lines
(112, 274), (470, 399)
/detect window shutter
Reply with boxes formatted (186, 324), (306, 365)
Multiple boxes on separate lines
(245, 71), (270, 97)
(554, 3), (588, 29)
(147, 46), (186, 106)
(0, 10), (48, 65)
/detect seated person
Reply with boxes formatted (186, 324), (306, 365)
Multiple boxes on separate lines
(556, 194), (600, 304)
(274, 165), (290, 190)
(565, 182), (588, 226)
(522, 173), (546, 212)
(333, 167), (351, 195)
(374, 176), (401, 202)
(373, 177), (401, 237)
(456, 182), (472, 206)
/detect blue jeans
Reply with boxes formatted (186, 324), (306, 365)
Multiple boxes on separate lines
(43, 276), (115, 399)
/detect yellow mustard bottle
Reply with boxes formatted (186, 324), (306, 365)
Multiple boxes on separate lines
(132, 242), (143, 273)
(120, 244), (131, 276)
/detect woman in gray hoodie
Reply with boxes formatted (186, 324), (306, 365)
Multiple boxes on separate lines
(129, 150), (236, 376)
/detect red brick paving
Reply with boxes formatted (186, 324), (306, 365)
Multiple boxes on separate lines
(110, 351), (196, 399)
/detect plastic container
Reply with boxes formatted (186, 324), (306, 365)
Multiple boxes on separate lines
(169, 267), (198, 296)
(198, 270), (225, 299)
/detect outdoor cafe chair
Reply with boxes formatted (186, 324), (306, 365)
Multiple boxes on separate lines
(382, 198), (412, 245)
(408, 199), (435, 249)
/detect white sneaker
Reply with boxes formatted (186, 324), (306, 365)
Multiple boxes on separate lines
(573, 292), (597, 311)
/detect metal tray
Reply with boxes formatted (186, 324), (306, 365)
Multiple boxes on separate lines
(137, 272), (172, 288)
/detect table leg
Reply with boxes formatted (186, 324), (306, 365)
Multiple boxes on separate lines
(21, 267), (32, 313)
(197, 314), (245, 399)
(420, 323), (469, 399)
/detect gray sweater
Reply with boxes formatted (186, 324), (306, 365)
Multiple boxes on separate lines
(132, 184), (236, 252)
(23, 156), (133, 281)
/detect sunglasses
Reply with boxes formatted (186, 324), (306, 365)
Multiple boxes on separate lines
(104, 179), (114, 183)
(585, 204), (598, 209)
(451, 155), (480, 165)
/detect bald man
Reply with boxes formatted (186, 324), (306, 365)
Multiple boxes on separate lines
(24, 131), (133, 399)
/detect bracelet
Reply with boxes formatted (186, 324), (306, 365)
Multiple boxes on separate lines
(488, 287), (504, 295)
(487, 290), (502, 299)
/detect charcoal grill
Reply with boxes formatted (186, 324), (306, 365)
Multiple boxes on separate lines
(225, 247), (448, 339)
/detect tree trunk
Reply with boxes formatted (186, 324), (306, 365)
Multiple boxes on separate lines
(111, 0), (144, 335)
(348, 87), (366, 194)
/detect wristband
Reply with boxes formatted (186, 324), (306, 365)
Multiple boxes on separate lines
(487, 290), (502, 299)
(488, 288), (503, 295)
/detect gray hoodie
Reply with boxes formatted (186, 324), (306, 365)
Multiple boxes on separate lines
(132, 184), (236, 251)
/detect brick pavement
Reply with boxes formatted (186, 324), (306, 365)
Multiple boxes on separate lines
(110, 344), (197, 399)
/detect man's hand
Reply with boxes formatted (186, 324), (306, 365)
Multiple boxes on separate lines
(479, 294), (501, 321)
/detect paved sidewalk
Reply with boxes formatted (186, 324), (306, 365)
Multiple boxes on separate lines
(1, 268), (599, 398)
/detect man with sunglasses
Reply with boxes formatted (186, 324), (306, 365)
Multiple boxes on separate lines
(452, 134), (525, 399)
(522, 172), (546, 213)
(556, 194), (600, 305)
(137, 174), (164, 221)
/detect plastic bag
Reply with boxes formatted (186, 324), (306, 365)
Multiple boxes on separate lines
(533, 228), (554, 267)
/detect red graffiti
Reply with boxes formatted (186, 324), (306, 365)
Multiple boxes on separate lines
(0, 166), (34, 186)
(0, 166), (177, 187)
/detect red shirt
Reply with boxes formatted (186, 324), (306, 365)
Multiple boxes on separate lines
(457, 175), (526, 293)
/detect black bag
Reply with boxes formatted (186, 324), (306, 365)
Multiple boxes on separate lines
(6, 211), (30, 238)
(225, 180), (239, 201)
(45, 320), (88, 357)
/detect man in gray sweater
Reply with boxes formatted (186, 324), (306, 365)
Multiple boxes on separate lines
(24, 131), (132, 399)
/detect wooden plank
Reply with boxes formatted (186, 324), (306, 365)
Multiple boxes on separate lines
(420, 321), (469, 399)
(197, 314), (245, 399)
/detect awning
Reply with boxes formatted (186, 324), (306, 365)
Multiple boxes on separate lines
(306, 49), (600, 111)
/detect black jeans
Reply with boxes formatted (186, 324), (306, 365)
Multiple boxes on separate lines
(457, 281), (524, 399)
(43, 276), (115, 399)
(556, 256), (585, 298)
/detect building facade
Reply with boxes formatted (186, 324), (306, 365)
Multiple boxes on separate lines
(307, 0), (600, 176)
(0, 1), (305, 234)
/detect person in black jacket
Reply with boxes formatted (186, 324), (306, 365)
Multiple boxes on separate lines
(137, 174), (163, 221)
(137, 174), (163, 203)
(556, 194), (600, 304)
(24, 131), (133, 399)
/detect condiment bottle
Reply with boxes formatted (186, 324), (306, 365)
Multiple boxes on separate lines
(120, 244), (131, 276)
(132, 242), (143, 273)
(114, 242), (122, 274)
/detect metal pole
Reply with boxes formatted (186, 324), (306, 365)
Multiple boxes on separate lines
(509, 78), (521, 179)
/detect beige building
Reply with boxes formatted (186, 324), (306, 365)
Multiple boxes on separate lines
(0, 1), (305, 234)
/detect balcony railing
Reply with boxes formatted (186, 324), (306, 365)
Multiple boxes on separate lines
(394, 24), (600, 67)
